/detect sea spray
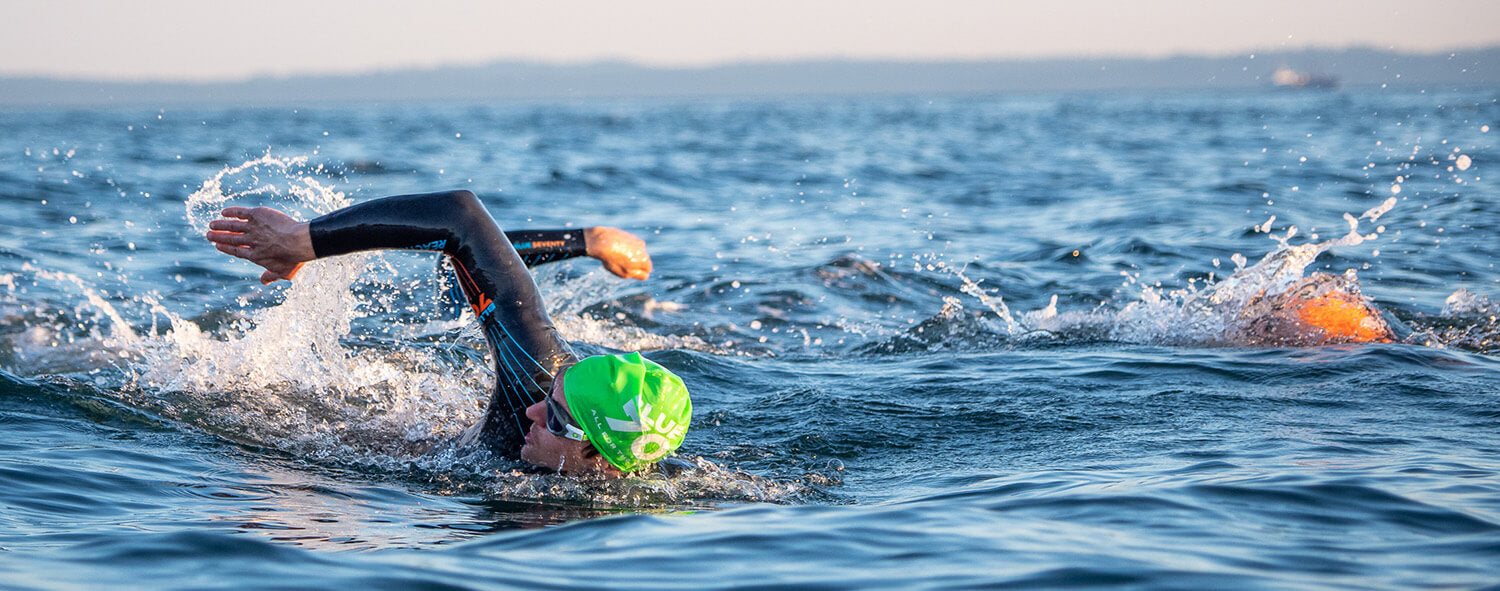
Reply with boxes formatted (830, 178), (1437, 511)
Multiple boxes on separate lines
(4, 156), (807, 504)
(7, 156), (728, 467)
(184, 153), (349, 234)
(1103, 198), (1396, 345)
(110, 157), (493, 461)
(921, 198), (1404, 349)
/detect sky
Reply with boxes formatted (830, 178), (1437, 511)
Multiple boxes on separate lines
(2, 0), (1497, 82)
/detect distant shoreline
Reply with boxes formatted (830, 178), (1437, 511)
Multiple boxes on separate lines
(2, 46), (1495, 107)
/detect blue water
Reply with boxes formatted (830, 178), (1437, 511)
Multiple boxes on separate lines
(3, 89), (1499, 589)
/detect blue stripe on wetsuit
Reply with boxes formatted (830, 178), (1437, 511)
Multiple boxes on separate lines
(437, 229), (589, 320)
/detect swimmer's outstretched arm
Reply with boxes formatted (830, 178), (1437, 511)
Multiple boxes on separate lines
(212, 190), (586, 455)
(206, 203), (652, 283)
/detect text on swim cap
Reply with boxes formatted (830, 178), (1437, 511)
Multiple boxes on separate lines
(606, 396), (687, 460)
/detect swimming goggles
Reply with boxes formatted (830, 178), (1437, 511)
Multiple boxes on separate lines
(545, 393), (590, 442)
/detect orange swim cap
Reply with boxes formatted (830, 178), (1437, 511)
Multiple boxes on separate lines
(1293, 292), (1392, 343)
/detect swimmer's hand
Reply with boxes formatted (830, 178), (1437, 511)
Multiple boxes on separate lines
(205, 207), (315, 285)
(585, 226), (652, 280)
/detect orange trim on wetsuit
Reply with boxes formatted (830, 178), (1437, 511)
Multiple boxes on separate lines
(434, 230), (589, 318)
(307, 190), (577, 457)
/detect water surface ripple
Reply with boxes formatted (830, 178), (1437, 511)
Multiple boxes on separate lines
(2, 89), (1499, 589)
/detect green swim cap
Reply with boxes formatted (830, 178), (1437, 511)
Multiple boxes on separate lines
(563, 352), (691, 473)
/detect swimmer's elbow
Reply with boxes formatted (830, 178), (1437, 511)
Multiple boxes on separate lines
(433, 190), (490, 225)
(443, 190), (480, 210)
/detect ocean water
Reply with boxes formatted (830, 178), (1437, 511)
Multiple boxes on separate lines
(2, 89), (1499, 589)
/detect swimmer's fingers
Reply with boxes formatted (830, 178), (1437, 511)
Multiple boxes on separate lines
(607, 257), (652, 281)
(217, 206), (293, 227)
(259, 262), (304, 285)
(213, 243), (253, 260)
(205, 230), (254, 247)
(218, 206), (257, 220)
(214, 241), (298, 284)
(586, 226), (653, 281)
(206, 234), (274, 268)
(208, 218), (250, 233)
(634, 253), (652, 280)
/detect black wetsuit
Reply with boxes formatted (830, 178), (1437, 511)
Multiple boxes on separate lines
(308, 191), (583, 457)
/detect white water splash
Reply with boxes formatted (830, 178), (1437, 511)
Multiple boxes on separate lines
(0, 265), (147, 376)
(1109, 198), (1395, 345)
(478, 456), (834, 507)
(929, 199), (1400, 348)
(185, 153), (348, 234)
(3, 157), (790, 504)
(0, 157), (489, 463)
(98, 157), (496, 461)
(530, 263), (728, 356)
(1441, 288), (1496, 317)
(945, 263), (1018, 333)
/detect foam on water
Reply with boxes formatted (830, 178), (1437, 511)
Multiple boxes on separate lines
(5, 90), (1500, 587)
(123, 259), (494, 463)
(528, 263), (727, 355)
(0, 148), (1489, 507)
(1103, 198), (1397, 346)
(0, 157), (493, 462)
(1407, 288), (1500, 352)
(0, 157), (809, 505)
(925, 198), (1406, 348)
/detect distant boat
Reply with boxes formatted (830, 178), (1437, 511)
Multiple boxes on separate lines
(1271, 66), (1340, 89)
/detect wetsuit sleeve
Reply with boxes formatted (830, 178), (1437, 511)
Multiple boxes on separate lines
(308, 190), (577, 457)
(503, 229), (589, 268)
(435, 229), (588, 322)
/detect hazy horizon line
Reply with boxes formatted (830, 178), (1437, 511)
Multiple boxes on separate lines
(6, 42), (1496, 85)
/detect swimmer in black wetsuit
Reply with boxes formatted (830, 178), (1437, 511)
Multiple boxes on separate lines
(205, 190), (691, 476)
